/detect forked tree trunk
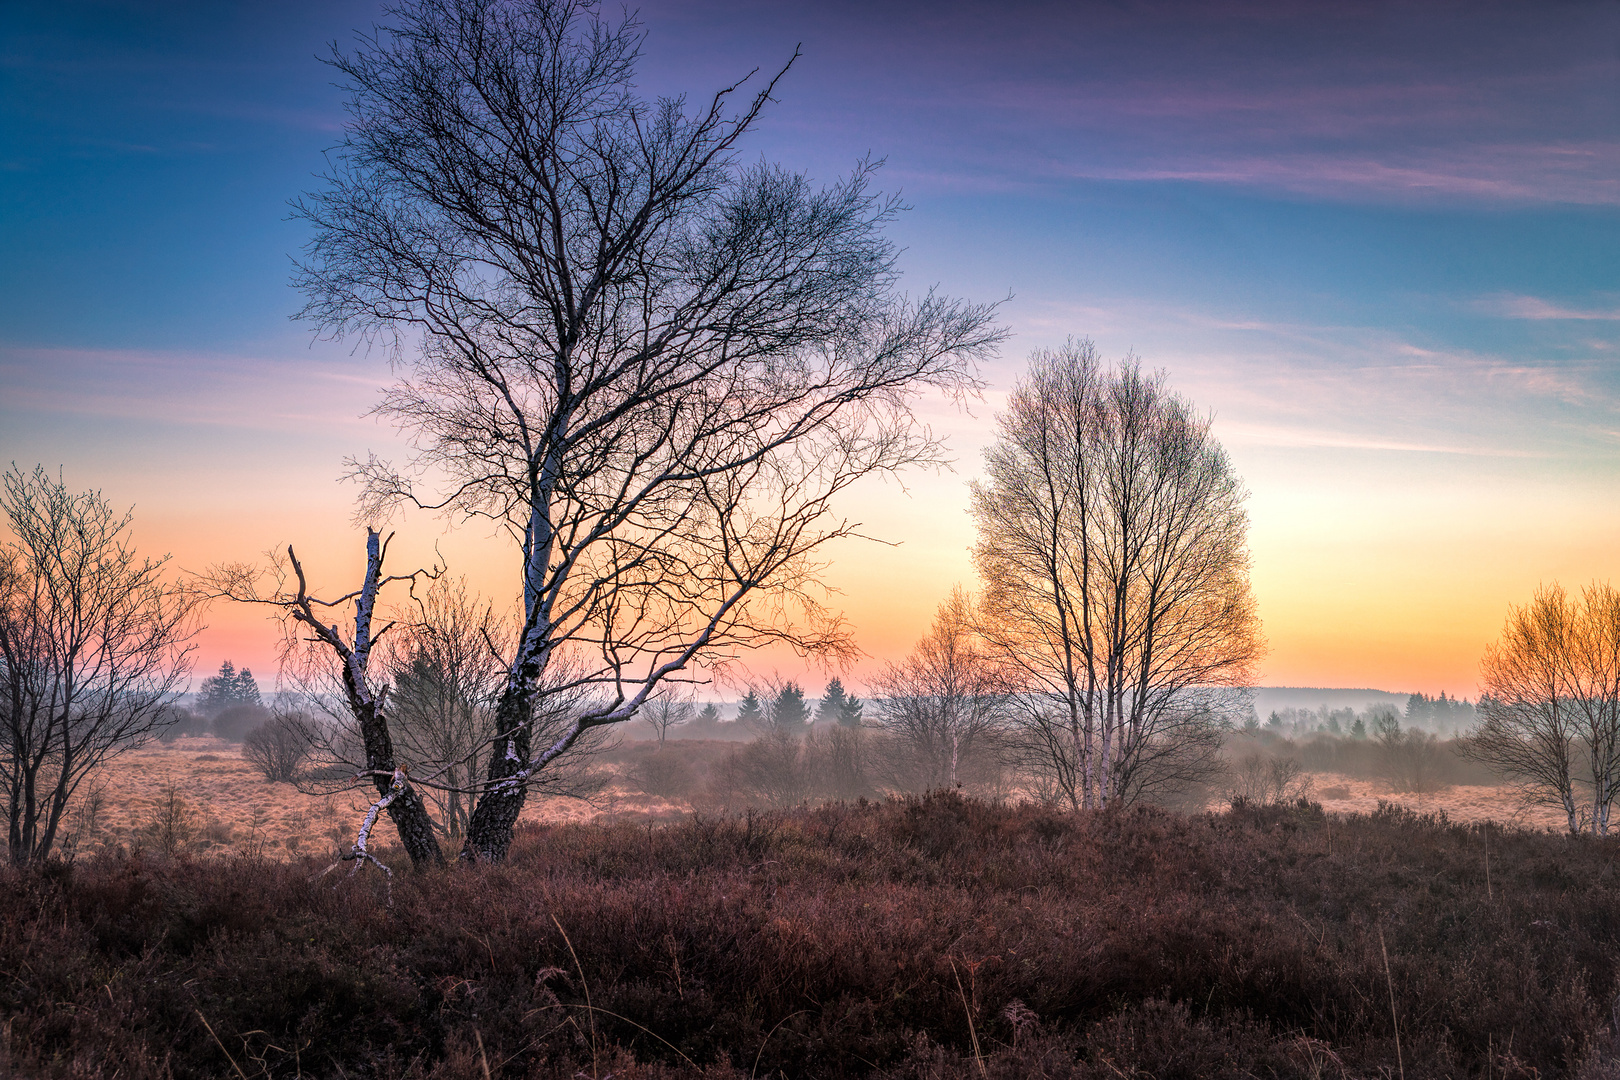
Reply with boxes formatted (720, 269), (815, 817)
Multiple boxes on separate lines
(279, 530), (446, 871)
(352, 694), (444, 869)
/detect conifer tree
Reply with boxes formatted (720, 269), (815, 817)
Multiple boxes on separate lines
(840, 694), (864, 728)
(816, 678), (851, 727)
(735, 691), (764, 729)
(199, 661), (239, 715)
(233, 667), (263, 708)
(771, 682), (810, 733)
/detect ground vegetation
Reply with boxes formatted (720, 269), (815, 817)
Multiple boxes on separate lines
(4, 793), (1618, 1078)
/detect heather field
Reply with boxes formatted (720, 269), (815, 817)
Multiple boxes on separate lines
(7, 793), (1620, 1079)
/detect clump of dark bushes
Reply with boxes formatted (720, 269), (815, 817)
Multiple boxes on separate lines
(4, 795), (1620, 1078)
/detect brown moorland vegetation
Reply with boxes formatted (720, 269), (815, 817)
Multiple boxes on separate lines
(69, 732), (1571, 866)
(6, 793), (1620, 1079)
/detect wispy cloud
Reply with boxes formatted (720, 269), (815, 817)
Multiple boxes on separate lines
(1217, 422), (1540, 457)
(0, 343), (385, 432)
(725, 0), (1620, 207)
(1477, 294), (1620, 321)
(1006, 295), (1620, 465)
(1061, 146), (1620, 205)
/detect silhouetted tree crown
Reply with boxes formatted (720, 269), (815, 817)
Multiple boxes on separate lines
(198, 661), (261, 715)
(771, 683), (810, 733)
(735, 691), (764, 729)
(816, 677), (864, 728)
(289, 0), (1003, 862)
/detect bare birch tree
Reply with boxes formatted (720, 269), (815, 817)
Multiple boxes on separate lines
(872, 587), (1010, 790)
(1466, 582), (1620, 834)
(971, 340), (1262, 809)
(209, 531), (446, 868)
(292, 0), (1002, 860)
(0, 465), (200, 865)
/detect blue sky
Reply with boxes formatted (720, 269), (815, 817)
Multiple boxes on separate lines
(5, 0), (1620, 694)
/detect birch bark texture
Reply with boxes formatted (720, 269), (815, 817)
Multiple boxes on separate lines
(292, 0), (1002, 861)
(209, 531), (446, 868)
(970, 341), (1262, 809)
(1466, 582), (1620, 835)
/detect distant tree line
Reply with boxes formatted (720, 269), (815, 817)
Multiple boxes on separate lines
(1253, 695), (1476, 740)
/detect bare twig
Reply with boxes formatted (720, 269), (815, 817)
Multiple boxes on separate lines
(1380, 927), (1405, 1080)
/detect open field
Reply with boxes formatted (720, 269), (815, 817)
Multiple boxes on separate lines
(65, 737), (691, 861)
(67, 735), (1574, 864)
(1306, 772), (1569, 831)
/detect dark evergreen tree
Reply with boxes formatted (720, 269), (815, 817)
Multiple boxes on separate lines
(697, 703), (721, 725)
(816, 679), (851, 726)
(232, 667), (263, 709)
(198, 660), (264, 715)
(1350, 716), (1367, 740)
(198, 661), (240, 715)
(840, 693), (864, 727)
(771, 682), (810, 733)
(735, 691), (764, 729)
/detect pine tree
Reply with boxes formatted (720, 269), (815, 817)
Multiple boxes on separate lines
(1350, 716), (1367, 740)
(771, 682), (810, 733)
(198, 661), (239, 715)
(233, 667), (263, 708)
(816, 678), (851, 726)
(735, 690), (764, 729)
(697, 703), (721, 725)
(840, 694), (864, 727)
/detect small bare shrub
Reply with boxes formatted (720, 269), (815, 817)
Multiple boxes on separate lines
(241, 712), (319, 783)
(804, 724), (875, 801)
(145, 782), (195, 855)
(201, 815), (234, 846)
(704, 729), (809, 808)
(1383, 728), (1447, 796)
(629, 752), (696, 799)
(211, 702), (271, 742)
(1225, 753), (1313, 807)
(61, 783), (107, 860)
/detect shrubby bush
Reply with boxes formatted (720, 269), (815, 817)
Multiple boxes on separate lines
(628, 750), (698, 799)
(4, 795), (1620, 1077)
(155, 705), (209, 744)
(241, 712), (319, 783)
(210, 702), (270, 742)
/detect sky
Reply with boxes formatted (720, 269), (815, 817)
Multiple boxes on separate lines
(5, 0), (1620, 700)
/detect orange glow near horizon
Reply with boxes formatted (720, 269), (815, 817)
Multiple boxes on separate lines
(10, 346), (1620, 706)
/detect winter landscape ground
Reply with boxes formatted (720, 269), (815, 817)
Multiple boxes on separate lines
(8, 788), (1617, 1079)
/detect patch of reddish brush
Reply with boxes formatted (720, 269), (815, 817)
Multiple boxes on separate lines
(3, 794), (1619, 1078)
